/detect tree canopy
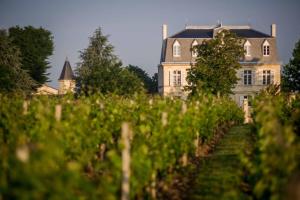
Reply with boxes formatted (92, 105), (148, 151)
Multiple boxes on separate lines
(76, 28), (144, 95)
(125, 65), (157, 94)
(186, 29), (244, 96)
(0, 30), (35, 93)
(8, 26), (54, 85)
(282, 39), (300, 92)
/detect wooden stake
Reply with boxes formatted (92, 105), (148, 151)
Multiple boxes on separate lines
(194, 131), (200, 157)
(121, 122), (131, 200)
(100, 103), (104, 110)
(161, 112), (168, 126)
(23, 100), (29, 115)
(99, 143), (106, 161)
(150, 172), (156, 199)
(181, 153), (188, 167)
(181, 102), (187, 114)
(55, 104), (62, 121)
(243, 99), (249, 124)
(149, 99), (153, 106)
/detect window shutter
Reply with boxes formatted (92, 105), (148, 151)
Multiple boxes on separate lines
(181, 69), (185, 86)
(169, 70), (173, 86)
(252, 70), (256, 85)
(240, 70), (244, 85)
(271, 70), (275, 84)
(169, 70), (171, 86)
(256, 70), (262, 85)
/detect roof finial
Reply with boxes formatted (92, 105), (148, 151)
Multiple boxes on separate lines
(216, 19), (222, 28)
(247, 18), (251, 28)
(66, 56), (68, 62)
(185, 18), (189, 29)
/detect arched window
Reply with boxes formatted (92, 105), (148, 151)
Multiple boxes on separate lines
(173, 40), (181, 57)
(191, 40), (198, 57)
(263, 40), (270, 56)
(244, 40), (251, 57)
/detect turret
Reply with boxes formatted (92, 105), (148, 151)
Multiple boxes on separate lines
(58, 58), (75, 94)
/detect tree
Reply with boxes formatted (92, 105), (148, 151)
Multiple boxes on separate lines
(151, 72), (158, 93)
(186, 30), (244, 96)
(76, 28), (144, 95)
(282, 39), (300, 92)
(8, 26), (54, 85)
(0, 30), (35, 93)
(126, 65), (158, 94)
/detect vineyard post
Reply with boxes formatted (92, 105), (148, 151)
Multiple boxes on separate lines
(151, 172), (156, 199)
(55, 104), (62, 121)
(99, 143), (106, 161)
(181, 153), (188, 167)
(121, 122), (131, 200)
(181, 103), (188, 166)
(194, 131), (200, 157)
(162, 112), (168, 126)
(181, 102), (187, 114)
(243, 99), (249, 123)
(23, 100), (29, 115)
(149, 99), (153, 106)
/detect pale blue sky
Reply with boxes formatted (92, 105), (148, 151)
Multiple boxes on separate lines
(1, 0), (300, 88)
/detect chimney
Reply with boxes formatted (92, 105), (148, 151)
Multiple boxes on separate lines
(162, 24), (167, 40)
(271, 24), (276, 37)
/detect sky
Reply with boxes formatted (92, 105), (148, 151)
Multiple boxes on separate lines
(1, 0), (300, 88)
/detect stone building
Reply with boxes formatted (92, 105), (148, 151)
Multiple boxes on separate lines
(35, 58), (75, 95)
(158, 23), (281, 106)
(36, 84), (58, 95)
(58, 58), (76, 95)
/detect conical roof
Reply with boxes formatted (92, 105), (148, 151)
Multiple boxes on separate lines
(58, 58), (75, 80)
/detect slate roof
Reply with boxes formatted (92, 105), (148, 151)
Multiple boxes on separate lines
(170, 28), (271, 38)
(170, 29), (213, 38)
(230, 29), (271, 38)
(59, 59), (75, 80)
(161, 25), (280, 64)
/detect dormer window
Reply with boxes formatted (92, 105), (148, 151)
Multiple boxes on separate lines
(263, 40), (270, 56)
(244, 40), (251, 57)
(173, 40), (181, 57)
(191, 40), (198, 57)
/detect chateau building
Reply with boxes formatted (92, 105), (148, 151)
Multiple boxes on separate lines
(36, 58), (75, 95)
(158, 23), (281, 106)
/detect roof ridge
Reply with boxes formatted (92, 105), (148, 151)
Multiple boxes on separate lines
(185, 25), (251, 30)
(185, 25), (215, 29)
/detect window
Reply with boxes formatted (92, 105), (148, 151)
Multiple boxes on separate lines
(263, 40), (270, 56)
(244, 40), (251, 56)
(173, 40), (181, 57)
(263, 45), (270, 56)
(191, 40), (198, 57)
(244, 70), (252, 85)
(263, 70), (273, 85)
(173, 70), (181, 86)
